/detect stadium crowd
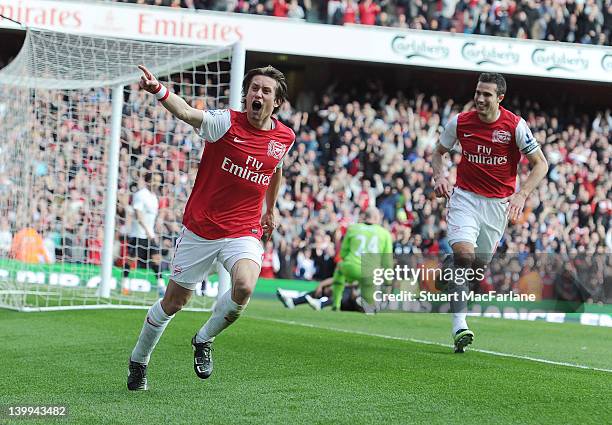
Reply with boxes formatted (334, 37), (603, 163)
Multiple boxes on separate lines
(115, 0), (612, 45)
(0, 74), (610, 301)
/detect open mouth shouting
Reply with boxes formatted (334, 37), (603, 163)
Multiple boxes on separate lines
(251, 100), (263, 112)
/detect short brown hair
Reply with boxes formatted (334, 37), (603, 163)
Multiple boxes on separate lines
(478, 73), (507, 96)
(241, 65), (288, 114)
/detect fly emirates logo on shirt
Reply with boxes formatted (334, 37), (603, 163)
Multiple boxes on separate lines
(463, 144), (508, 166)
(221, 155), (271, 186)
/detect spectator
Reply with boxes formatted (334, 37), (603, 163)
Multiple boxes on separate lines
(261, 241), (281, 278)
(344, 0), (359, 24)
(359, 0), (381, 25)
(296, 249), (317, 279)
(10, 227), (50, 264)
(273, 0), (290, 17)
(110, 0), (611, 45)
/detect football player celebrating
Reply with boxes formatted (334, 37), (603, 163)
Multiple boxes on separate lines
(127, 65), (294, 390)
(432, 73), (548, 353)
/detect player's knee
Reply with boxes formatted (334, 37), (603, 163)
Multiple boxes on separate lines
(160, 299), (179, 315)
(232, 275), (255, 301)
(161, 291), (189, 315)
(230, 259), (259, 303)
(160, 298), (183, 315)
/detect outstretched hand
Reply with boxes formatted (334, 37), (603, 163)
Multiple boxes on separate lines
(138, 65), (160, 93)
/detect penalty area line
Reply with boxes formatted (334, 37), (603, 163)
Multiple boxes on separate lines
(249, 315), (612, 374)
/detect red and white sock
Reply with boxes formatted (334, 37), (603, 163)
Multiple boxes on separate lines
(131, 299), (174, 364)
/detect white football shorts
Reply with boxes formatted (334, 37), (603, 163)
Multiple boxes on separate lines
(170, 227), (264, 291)
(447, 187), (509, 263)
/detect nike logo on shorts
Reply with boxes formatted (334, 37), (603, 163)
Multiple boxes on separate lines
(233, 137), (246, 143)
(463, 133), (474, 137)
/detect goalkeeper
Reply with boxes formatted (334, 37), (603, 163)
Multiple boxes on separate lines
(332, 208), (393, 311)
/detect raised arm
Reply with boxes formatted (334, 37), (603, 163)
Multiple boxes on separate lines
(138, 65), (203, 129)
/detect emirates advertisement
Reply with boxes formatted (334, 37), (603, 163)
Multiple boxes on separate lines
(0, 0), (610, 82)
(0, 0), (243, 45)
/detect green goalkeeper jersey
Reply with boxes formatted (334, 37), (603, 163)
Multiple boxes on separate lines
(340, 223), (393, 268)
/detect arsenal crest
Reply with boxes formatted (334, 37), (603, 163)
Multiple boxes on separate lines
(267, 140), (286, 160)
(492, 129), (511, 144)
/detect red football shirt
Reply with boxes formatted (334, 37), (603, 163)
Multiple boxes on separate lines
(183, 109), (295, 239)
(439, 106), (540, 198)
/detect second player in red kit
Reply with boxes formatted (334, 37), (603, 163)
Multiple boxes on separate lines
(432, 73), (548, 354)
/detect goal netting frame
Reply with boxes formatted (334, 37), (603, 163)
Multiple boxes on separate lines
(0, 28), (245, 312)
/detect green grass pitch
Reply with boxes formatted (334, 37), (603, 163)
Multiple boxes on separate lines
(1, 298), (610, 424)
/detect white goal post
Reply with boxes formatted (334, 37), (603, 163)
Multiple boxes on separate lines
(0, 28), (245, 311)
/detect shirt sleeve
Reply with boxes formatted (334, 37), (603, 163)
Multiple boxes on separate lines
(340, 226), (353, 260)
(132, 191), (144, 213)
(275, 140), (295, 170)
(196, 109), (232, 142)
(439, 114), (458, 150)
(515, 118), (540, 155)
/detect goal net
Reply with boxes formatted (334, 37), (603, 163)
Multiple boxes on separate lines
(0, 28), (244, 311)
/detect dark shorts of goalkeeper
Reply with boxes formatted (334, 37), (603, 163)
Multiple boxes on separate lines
(127, 237), (162, 268)
(339, 287), (362, 312)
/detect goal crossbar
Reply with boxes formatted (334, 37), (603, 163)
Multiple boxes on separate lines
(0, 28), (233, 90)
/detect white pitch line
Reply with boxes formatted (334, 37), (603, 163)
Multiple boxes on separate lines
(249, 315), (612, 374)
